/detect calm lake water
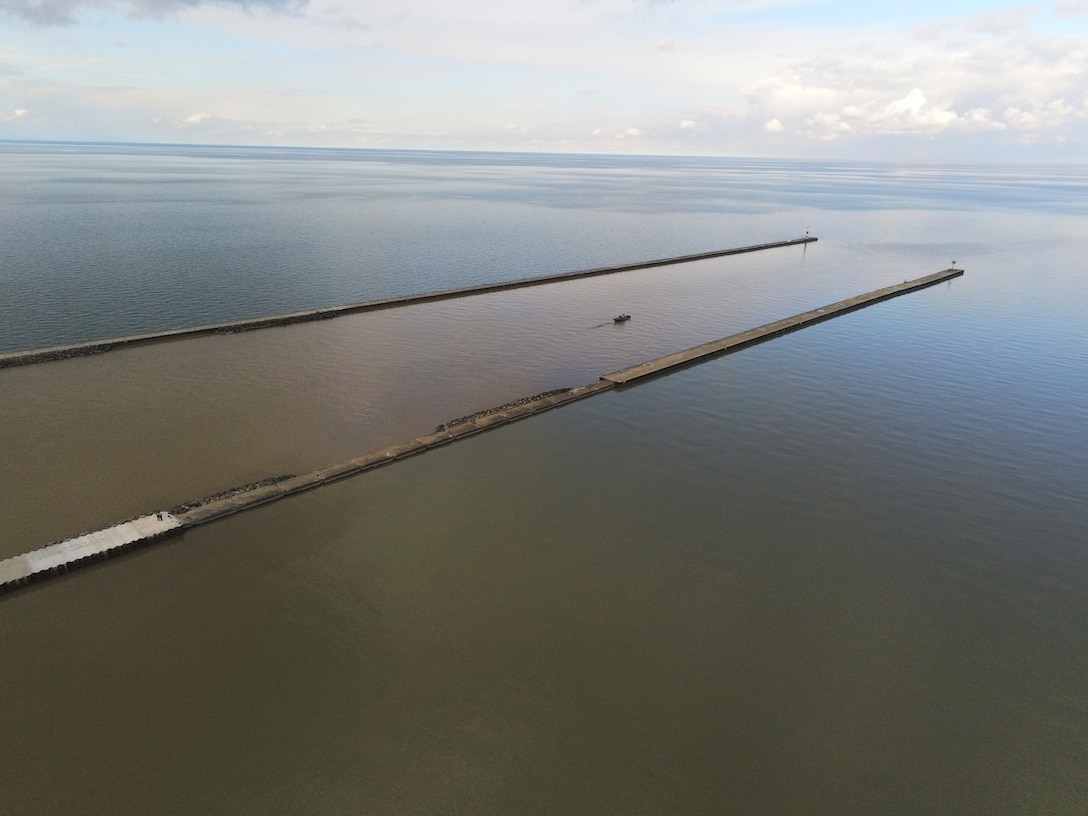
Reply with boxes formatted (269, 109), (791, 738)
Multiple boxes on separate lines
(1, 143), (1086, 814)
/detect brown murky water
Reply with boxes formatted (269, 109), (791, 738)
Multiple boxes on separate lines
(1, 245), (852, 554)
(2, 310), (1086, 813)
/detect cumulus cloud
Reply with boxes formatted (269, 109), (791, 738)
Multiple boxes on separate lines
(800, 112), (853, 140)
(1, 108), (28, 121)
(961, 107), (1007, 131)
(0, 0), (302, 25)
(834, 90), (1009, 136)
(757, 77), (1033, 142)
(860, 88), (958, 133)
(741, 12), (1088, 149)
(1004, 99), (1076, 130)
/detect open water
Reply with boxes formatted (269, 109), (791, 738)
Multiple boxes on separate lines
(0, 142), (1086, 814)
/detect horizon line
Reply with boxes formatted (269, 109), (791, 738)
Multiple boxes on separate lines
(2, 138), (1083, 167)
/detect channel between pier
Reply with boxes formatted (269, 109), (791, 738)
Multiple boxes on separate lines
(0, 236), (816, 368)
(0, 266), (961, 592)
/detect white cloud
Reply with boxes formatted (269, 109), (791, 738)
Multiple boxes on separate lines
(914, 7), (1042, 41)
(1004, 99), (1076, 130)
(0, 0), (301, 25)
(1054, 1), (1088, 16)
(865, 88), (959, 133)
(183, 110), (212, 124)
(801, 112), (853, 140)
(965, 7), (1040, 36)
(764, 118), (783, 132)
(1, 108), (28, 121)
(961, 108), (1006, 131)
(679, 118), (696, 129)
(737, 11), (1088, 153)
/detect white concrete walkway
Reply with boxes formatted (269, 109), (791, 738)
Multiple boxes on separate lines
(0, 513), (181, 589)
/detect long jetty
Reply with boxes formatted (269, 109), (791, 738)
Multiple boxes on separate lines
(0, 266), (961, 592)
(0, 237), (815, 369)
(602, 268), (960, 385)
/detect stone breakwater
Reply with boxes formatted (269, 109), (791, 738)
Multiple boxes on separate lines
(0, 237), (816, 368)
(0, 265), (961, 593)
(169, 475), (297, 515)
(435, 389), (573, 432)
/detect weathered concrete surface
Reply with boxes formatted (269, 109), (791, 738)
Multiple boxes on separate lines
(1, 266), (962, 593)
(602, 268), (963, 386)
(0, 513), (181, 590)
(0, 237), (816, 368)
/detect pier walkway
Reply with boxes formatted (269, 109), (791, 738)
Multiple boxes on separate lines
(0, 514), (181, 589)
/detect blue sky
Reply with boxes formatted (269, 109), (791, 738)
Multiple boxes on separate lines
(2, 0), (1087, 159)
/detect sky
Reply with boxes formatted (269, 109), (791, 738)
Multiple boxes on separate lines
(1, 0), (1087, 160)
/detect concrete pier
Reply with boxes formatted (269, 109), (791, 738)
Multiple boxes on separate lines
(0, 266), (960, 593)
(602, 268), (963, 385)
(0, 513), (181, 589)
(0, 237), (816, 369)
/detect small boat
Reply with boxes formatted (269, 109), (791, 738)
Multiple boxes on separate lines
(613, 313), (631, 323)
